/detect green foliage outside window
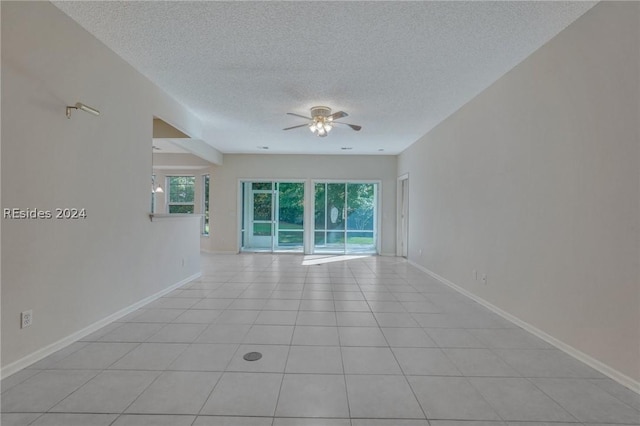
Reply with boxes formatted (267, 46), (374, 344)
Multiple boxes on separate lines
(203, 175), (210, 235)
(167, 176), (195, 214)
(168, 176), (195, 203)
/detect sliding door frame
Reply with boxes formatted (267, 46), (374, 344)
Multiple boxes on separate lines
(237, 178), (308, 253)
(310, 179), (382, 255)
(237, 178), (381, 254)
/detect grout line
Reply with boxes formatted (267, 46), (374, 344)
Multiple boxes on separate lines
(270, 255), (298, 419)
(364, 274), (430, 422)
(11, 255), (639, 424)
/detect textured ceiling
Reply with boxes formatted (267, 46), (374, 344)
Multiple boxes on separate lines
(53, 1), (595, 155)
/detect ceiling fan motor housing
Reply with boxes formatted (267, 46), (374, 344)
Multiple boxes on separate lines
(310, 106), (331, 118)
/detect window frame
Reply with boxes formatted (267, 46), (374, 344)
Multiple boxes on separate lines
(202, 174), (210, 235)
(166, 175), (196, 214)
(151, 174), (157, 213)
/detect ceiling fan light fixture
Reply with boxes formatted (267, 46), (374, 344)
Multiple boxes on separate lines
(284, 106), (361, 137)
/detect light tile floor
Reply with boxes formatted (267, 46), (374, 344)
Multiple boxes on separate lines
(2, 254), (639, 426)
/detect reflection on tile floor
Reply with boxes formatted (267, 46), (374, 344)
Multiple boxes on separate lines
(2, 254), (639, 426)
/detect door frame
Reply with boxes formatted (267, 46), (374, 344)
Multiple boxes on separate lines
(238, 178), (381, 255)
(246, 187), (274, 249)
(238, 179), (307, 253)
(310, 179), (381, 255)
(397, 173), (409, 258)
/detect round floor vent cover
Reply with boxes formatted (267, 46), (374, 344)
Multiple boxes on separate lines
(243, 352), (262, 361)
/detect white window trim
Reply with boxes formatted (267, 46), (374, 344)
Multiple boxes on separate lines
(202, 174), (210, 236)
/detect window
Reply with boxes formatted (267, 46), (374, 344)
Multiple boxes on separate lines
(202, 174), (210, 235)
(166, 176), (195, 214)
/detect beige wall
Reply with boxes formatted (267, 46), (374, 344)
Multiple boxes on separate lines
(204, 154), (397, 255)
(152, 153), (214, 216)
(1, 2), (202, 372)
(398, 2), (639, 384)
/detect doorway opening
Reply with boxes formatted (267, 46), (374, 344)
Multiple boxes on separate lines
(313, 182), (377, 254)
(398, 174), (409, 258)
(241, 181), (305, 252)
(240, 180), (379, 254)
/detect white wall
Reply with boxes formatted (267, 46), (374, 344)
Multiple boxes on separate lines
(204, 154), (397, 255)
(1, 2), (202, 373)
(398, 2), (639, 384)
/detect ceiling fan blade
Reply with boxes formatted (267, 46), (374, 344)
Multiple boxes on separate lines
(329, 111), (348, 120)
(283, 123), (309, 131)
(286, 112), (312, 120)
(335, 122), (362, 131)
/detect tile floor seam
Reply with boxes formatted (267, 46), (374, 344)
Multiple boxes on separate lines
(193, 344), (241, 416)
(587, 380), (640, 412)
(24, 412), (45, 426)
(469, 375), (579, 423)
(35, 370), (102, 415)
(370, 293), (430, 422)
(336, 287), (354, 422)
(526, 376), (631, 423)
(270, 284), (301, 419)
(6, 254), (639, 425)
(536, 377), (598, 422)
(115, 368), (167, 417)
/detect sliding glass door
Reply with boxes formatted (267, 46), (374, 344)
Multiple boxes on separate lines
(241, 180), (377, 254)
(276, 182), (304, 250)
(241, 181), (304, 252)
(314, 182), (377, 254)
(314, 183), (345, 252)
(245, 182), (273, 249)
(346, 183), (376, 252)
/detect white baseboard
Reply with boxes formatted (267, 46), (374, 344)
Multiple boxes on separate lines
(379, 252), (396, 257)
(201, 250), (237, 255)
(0, 272), (202, 380)
(408, 260), (640, 394)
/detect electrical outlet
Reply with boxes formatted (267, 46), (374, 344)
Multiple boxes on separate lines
(21, 310), (33, 328)
(181, 258), (185, 267)
(473, 270), (478, 281)
(481, 274), (488, 285)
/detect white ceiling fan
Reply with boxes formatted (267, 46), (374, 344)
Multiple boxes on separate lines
(284, 106), (362, 137)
